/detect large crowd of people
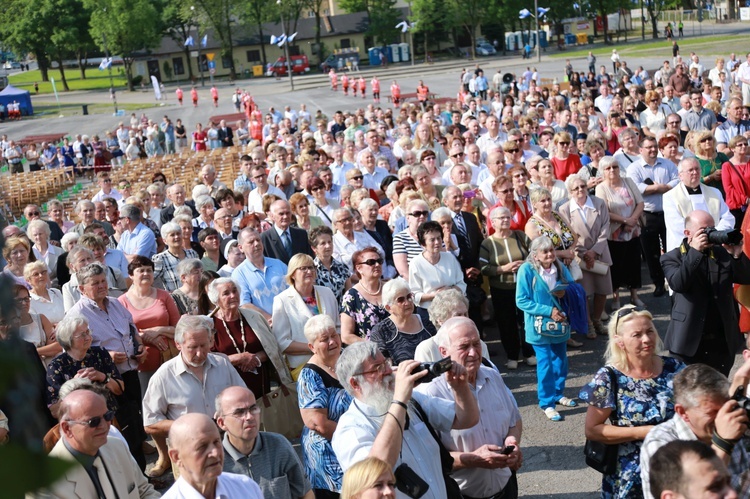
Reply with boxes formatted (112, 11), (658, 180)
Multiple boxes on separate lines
(5, 47), (750, 499)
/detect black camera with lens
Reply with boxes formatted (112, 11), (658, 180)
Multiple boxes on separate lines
(412, 357), (453, 385)
(732, 386), (750, 418)
(394, 463), (429, 498)
(704, 226), (743, 246)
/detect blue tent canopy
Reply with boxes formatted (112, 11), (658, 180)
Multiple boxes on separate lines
(0, 85), (33, 116)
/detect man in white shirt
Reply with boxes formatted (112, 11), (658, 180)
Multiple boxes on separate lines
(689, 55), (705, 79)
(662, 85), (682, 113)
(476, 115), (506, 156)
(247, 165), (286, 217)
(594, 85), (613, 115)
(91, 172), (122, 203)
(163, 413), (263, 499)
(328, 144), (355, 186)
(715, 97), (750, 153)
(737, 52), (750, 107)
(708, 58), (729, 89)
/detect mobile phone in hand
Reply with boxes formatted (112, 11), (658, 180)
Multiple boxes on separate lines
(499, 445), (515, 455)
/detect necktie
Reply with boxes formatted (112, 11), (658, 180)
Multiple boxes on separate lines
(282, 231), (292, 257)
(454, 214), (467, 238)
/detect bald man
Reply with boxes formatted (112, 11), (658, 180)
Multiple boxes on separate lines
(661, 209), (750, 375)
(163, 413), (263, 499)
(34, 390), (158, 498)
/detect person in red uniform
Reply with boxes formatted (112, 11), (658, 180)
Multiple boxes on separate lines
(329, 69), (338, 91)
(342, 74), (350, 96)
(210, 85), (219, 108)
(190, 87), (198, 107)
(249, 116), (263, 142)
(371, 77), (381, 103)
(417, 80), (429, 110)
(175, 87), (183, 105)
(358, 76), (366, 99)
(391, 80), (401, 107)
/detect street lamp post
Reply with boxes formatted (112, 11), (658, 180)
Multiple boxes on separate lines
(102, 9), (118, 114)
(534, 0), (541, 62)
(277, 0), (295, 91)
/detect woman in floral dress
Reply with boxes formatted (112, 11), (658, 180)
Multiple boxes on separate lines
(340, 247), (388, 345)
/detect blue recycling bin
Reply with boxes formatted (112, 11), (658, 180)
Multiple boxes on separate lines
(565, 33), (576, 45)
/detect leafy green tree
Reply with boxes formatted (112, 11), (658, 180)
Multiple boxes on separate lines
(339, 0), (400, 44)
(84, 0), (161, 91)
(447, 0), (492, 58)
(159, 0), (197, 81)
(302, 0), (328, 65)
(0, 0), (55, 81)
(191, 0), (241, 79)
(240, 0), (276, 66)
(411, 0), (453, 55)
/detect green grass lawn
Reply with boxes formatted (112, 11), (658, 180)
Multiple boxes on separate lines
(32, 101), (160, 117)
(9, 68), (129, 94)
(549, 33), (729, 59)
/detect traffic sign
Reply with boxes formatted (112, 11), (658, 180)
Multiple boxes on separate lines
(206, 53), (215, 61)
(208, 61), (216, 69)
(210, 68), (216, 75)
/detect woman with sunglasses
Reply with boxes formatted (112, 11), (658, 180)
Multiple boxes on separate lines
(721, 135), (750, 227)
(45, 314), (123, 418)
(340, 247), (389, 345)
(370, 278), (437, 365)
(272, 254), (339, 379)
(488, 174), (529, 235)
(694, 130), (727, 195)
(580, 306), (684, 498)
(14, 284), (61, 367)
(640, 90), (671, 138)
(392, 199), (431, 278)
(408, 221), (465, 311)
(551, 131), (582, 182)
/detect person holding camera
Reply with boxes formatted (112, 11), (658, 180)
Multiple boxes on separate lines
(661, 209), (750, 375)
(332, 341), (479, 499)
(663, 157), (735, 252)
(639, 363), (750, 499)
(416, 317), (522, 499)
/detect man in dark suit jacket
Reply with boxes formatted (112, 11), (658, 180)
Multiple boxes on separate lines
(218, 120), (234, 148)
(159, 183), (199, 225)
(661, 209), (750, 376)
(443, 186), (485, 332)
(261, 200), (313, 265)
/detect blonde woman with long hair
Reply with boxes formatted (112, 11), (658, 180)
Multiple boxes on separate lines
(340, 457), (396, 499)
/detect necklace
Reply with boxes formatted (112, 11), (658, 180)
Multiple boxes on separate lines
(359, 279), (381, 295)
(219, 312), (247, 354)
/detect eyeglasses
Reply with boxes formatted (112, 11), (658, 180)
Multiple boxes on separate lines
(311, 186), (323, 192)
(497, 188), (513, 194)
(557, 141), (570, 146)
(225, 405), (261, 419)
(66, 410), (115, 429)
(395, 293), (414, 304)
(451, 153), (465, 158)
(102, 179), (112, 183)
(350, 175), (363, 181)
(506, 149), (519, 154)
(14, 296), (30, 303)
(614, 306), (644, 332)
(423, 156), (436, 161)
(700, 137), (714, 143)
(297, 265), (315, 272)
(736, 143), (749, 148)
(336, 216), (353, 224)
(357, 258), (383, 266)
(570, 185), (587, 191)
(650, 99), (660, 103)
(409, 210), (429, 218)
(26, 211), (41, 217)
(72, 329), (92, 340)
(355, 358), (392, 377)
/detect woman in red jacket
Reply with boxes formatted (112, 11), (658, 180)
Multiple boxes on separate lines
(721, 135), (750, 228)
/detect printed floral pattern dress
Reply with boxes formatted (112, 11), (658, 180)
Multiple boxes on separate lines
(340, 287), (389, 340)
(314, 256), (350, 303)
(298, 364), (353, 493)
(578, 356), (685, 499)
(528, 213), (576, 250)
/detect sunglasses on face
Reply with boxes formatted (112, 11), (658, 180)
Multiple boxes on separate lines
(358, 258), (383, 266)
(351, 175), (363, 181)
(67, 410), (116, 429)
(395, 293), (414, 304)
(451, 153), (465, 158)
(409, 210), (429, 218)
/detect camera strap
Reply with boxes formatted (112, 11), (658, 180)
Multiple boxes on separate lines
(352, 399), (408, 459)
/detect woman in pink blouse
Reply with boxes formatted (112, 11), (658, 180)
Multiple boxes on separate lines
(118, 254), (180, 478)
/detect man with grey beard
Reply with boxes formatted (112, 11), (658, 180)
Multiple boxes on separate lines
(332, 341), (479, 499)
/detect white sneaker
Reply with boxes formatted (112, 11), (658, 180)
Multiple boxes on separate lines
(506, 360), (518, 370)
(524, 356), (537, 366)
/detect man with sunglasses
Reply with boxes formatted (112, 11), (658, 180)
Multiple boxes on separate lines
(661, 209), (750, 375)
(40, 389), (159, 498)
(715, 98), (750, 155)
(22, 203), (64, 245)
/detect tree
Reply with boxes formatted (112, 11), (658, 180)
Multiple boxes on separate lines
(240, 0), (276, 66)
(159, 0), (198, 82)
(302, 0), (327, 65)
(49, 0), (96, 83)
(84, 0), (161, 91)
(191, 0), (241, 80)
(339, 0), (401, 45)
(411, 0), (453, 55)
(0, 0), (55, 81)
(448, 0), (492, 58)
(645, 0), (667, 38)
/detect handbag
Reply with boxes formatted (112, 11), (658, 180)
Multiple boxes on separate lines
(567, 260), (583, 281)
(580, 258), (610, 276)
(260, 382), (304, 440)
(412, 400), (463, 499)
(584, 366), (619, 474)
(532, 268), (572, 338)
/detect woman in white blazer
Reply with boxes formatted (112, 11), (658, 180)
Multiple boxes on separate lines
(272, 253), (340, 378)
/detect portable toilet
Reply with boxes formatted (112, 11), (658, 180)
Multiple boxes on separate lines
(390, 44), (401, 63)
(383, 45), (394, 63)
(506, 33), (516, 51)
(530, 31), (537, 48)
(515, 31), (524, 50)
(368, 47), (381, 66)
(399, 42), (410, 62)
(538, 30), (548, 48)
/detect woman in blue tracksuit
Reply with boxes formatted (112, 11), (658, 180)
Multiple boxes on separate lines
(516, 236), (578, 422)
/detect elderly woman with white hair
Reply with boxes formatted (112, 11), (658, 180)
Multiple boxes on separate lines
(559, 174), (614, 337)
(45, 314), (124, 416)
(152, 221), (199, 292)
(516, 236), (577, 422)
(191, 195), (215, 242)
(369, 278), (437, 365)
(272, 254), (340, 378)
(26, 261), (65, 326)
(359, 197), (393, 263)
(298, 314), (353, 498)
(125, 137), (140, 162)
(208, 277), (292, 397)
(170, 258), (203, 315)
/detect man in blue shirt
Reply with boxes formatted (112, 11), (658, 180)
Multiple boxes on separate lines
(232, 228), (288, 323)
(117, 204), (157, 261)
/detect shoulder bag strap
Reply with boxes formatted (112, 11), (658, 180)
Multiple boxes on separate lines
(605, 366), (619, 425)
(412, 399), (454, 474)
(726, 161), (750, 201)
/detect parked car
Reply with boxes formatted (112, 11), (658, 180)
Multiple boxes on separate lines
(475, 43), (497, 56)
(320, 51), (360, 72)
(266, 55), (310, 77)
(3, 61), (21, 70)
